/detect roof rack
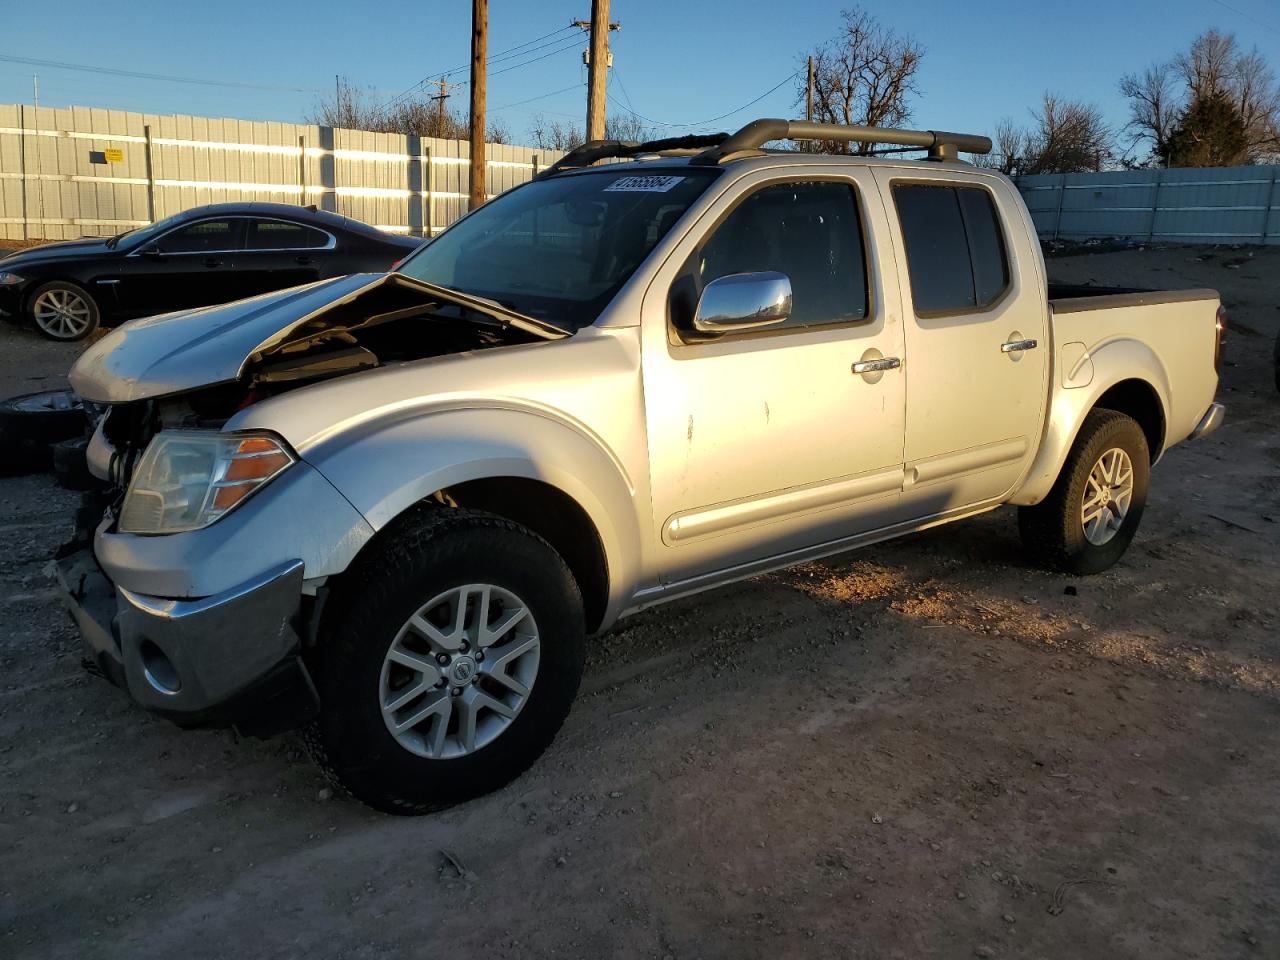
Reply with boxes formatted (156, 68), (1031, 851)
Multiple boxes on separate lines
(535, 119), (992, 176)
(692, 119), (992, 164)
(536, 133), (728, 179)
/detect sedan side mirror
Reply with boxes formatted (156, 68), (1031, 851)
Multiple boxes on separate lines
(139, 246), (163, 258)
(693, 271), (792, 335)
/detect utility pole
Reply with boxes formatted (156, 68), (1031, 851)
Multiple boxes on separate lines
(469, 0), (487, 209)
(429, 78), (451, 137)
(805, 56), (814, 122)
(585, 0), (612, 142)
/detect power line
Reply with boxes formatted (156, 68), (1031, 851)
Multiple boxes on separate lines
(0, 52), (321, 93)
(379, 25), (578, 114)
(490, 38), (586, 79)
(606, 71), (800, 130)
(493, 82), (586, 113)
(1210, 0), (1280, 37)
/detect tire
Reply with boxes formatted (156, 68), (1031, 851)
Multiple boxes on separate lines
(52, 436), (100, 490)
(1018, 408), (1150, 575)
(306, 506), (586, 815)
(27, 280), (100, 341)
(0, 389), (88, 475)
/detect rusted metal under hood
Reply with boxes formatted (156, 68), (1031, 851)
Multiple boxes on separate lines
(69, 273), (566, 403)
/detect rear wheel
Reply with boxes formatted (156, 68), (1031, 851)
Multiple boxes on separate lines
(1018, 409), (1150, 575)
(28, 281), (99, 341)
(306, 507), (585, 814)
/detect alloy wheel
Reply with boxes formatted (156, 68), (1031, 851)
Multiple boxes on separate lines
(379, 583), (540, 760)
(1081, 447), (1135, 546)
(32, 289), (93, 339)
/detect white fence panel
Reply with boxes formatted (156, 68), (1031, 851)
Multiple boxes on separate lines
(0, 103), (562, 241)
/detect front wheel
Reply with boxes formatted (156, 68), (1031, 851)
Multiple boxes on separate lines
(306, 507), (586, 814)
(1018, 409), (1150, 575)
(28, 281), (100, 341)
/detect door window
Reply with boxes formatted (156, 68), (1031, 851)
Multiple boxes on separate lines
(246, 219), (330, 250)
(676, 180), (869, 335)
(891, 183), (1009, 316)
(155, 219), (244, 254)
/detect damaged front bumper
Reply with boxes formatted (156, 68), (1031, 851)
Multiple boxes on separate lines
(54, 543), (319, 736)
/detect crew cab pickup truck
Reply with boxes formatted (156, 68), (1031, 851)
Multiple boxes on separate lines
(57, 119), (1226, 813)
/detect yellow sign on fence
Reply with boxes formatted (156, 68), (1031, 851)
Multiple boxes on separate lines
(102, 148), (124, 163)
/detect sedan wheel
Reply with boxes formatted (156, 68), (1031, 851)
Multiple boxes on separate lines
(30, 283), (99, 341)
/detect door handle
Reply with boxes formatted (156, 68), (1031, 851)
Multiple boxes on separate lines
(295, 255), (314, 265)
(203, 258), (223, 269)
(852, 357), (902, 375)
(1000, 338), (1038, 353)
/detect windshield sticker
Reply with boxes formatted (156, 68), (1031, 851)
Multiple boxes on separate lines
(603, 175), (686, 193)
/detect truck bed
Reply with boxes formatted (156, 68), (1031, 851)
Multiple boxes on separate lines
(1047, 283), (1220, 456)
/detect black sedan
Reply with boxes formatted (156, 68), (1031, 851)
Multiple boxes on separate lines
(0, 203), (422, 341)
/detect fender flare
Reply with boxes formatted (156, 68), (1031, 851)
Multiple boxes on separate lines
(1010, 337), (1170, 506)
(300, 404), (641, 623)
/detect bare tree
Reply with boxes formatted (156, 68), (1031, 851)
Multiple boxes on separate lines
(1175, 29), (1236, 100)
(527, 112), (651, 152)
(528, 113), (584, 152)
(1231, 47), (1280, 160)
(1121, 30), (1280, 165)
(797, 7), (924, 154)
(1018, 93), (1113, 174)
(309, 77), (509, 142)
(1119, 62), (1180, 162)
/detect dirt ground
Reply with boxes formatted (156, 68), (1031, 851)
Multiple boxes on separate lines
(0, 246), (1277, 960)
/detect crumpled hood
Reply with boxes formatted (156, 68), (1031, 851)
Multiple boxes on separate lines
(70, 274), (385, 403)
(69, 272), (566, 404)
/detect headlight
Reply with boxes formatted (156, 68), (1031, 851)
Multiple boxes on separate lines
(0, 271), (24, 286)
(119, 430), (295, 534)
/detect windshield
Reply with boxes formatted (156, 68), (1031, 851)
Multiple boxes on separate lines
(109, 211), (193, 249)
(397, 167), (719, 330)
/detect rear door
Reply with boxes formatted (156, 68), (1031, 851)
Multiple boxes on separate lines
(641, 170), (908, 584)
(235, 218), (334, 297)
(873, 170), (1048, 513)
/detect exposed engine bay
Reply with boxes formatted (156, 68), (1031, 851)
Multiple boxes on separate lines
(87, 275), (559, 498)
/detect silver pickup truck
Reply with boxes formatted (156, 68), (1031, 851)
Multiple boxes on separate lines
(57, 119), (1225, 813)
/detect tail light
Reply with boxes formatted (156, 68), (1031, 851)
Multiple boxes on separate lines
(1214, 303), (1227, 374)
(390, 258), (404, 272)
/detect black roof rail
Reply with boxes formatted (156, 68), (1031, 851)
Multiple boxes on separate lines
(692, 118), (992, 163)
(532, 120), (992, 177)
(536, 133), (729, 179)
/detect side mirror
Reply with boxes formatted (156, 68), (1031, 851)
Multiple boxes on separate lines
(693, 271), (792, 335)
(139, 246), (163, 258)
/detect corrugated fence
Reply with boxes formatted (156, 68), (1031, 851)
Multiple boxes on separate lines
(1016, 165), (1280, 245)
(0, 103), (563, 241)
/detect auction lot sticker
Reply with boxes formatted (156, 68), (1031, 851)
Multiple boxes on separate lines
(603, 175), (685, 193)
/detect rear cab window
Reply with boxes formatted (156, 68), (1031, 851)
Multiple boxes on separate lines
(891, 182), (1009, 316)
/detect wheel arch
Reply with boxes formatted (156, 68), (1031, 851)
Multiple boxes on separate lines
(1011, 338), (1170, 507)
(301, 406), (641, 634)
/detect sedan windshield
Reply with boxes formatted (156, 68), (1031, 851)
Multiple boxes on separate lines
(396, 167), (719, 330)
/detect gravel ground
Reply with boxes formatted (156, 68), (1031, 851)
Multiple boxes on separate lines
(0, 247), (1277, 959)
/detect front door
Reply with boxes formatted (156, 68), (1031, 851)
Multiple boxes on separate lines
(874, 171), (1049, 514)
(642, 173), (908, 585)
(116, 217), (245, 316)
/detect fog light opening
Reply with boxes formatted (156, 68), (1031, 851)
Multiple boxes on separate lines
(139, 640), (181, 695)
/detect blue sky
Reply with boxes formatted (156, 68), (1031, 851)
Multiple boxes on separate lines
(2, 0), (1279, 148)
